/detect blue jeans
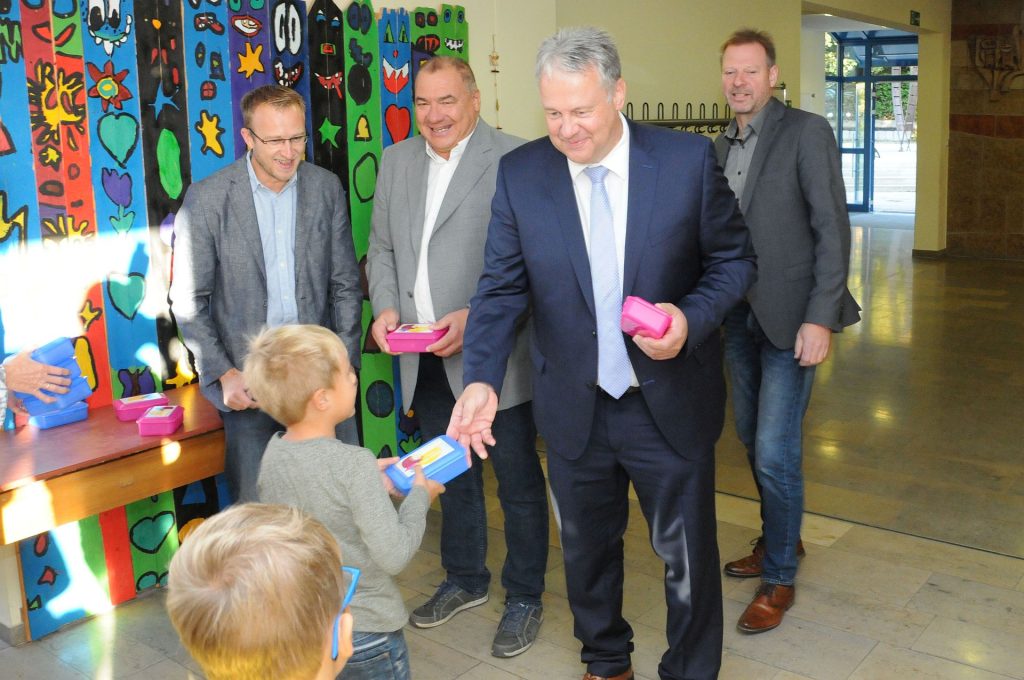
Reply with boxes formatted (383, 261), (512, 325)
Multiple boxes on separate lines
(338, 630), (409, 680)
(723, 302), (816, 586)
(412, 354), (549, 603)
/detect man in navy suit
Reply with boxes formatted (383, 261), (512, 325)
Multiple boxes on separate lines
(449, 27), (756, 680)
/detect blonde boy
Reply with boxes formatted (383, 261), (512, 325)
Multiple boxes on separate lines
(245, 324), (442, 680)
(167, 502), (355, 680)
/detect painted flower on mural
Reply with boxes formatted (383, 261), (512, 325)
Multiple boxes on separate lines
(102, 168), (132, 208)
(87, 61), (134, 112)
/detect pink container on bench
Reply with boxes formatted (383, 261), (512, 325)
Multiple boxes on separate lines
(137, 405), (184, 436)
(386, 323), (449, 352)
(113, 392), (169, 421)
(620, 296), (671, 339)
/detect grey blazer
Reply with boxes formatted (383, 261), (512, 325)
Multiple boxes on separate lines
(169, 157), (362, 410)
(715, 98), (860, 348)
(367, 119), (530, 412)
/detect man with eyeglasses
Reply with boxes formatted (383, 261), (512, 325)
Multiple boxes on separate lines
(170, 84), (362, 504)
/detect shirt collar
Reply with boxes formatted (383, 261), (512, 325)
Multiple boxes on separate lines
(568, 112), (630, 181)
(246, 151), (299, 194)
(726, 104), (769, 144)
(425, 121), (478, 163)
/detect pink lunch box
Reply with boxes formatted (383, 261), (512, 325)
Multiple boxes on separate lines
(113, 392), (169, 421)
(386, 323), (449, 352)
(620, 296), (671, 339)
(137, 405), (184, 436)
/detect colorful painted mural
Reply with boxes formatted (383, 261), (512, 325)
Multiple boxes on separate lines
(1, 0), (468, 639)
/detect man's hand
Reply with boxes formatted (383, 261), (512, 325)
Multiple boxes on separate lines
(370, 308), (401, 355)
(447, 382), (498, 460)
(220, 368), (257, 410)
(427, 308), (469, 357)
(633, 303), (688, 360)
(794, 323), (831, 367)
(3, 350), (71, 402)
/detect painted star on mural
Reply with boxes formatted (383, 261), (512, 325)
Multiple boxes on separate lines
(237, 42), (265, 79)
(195, 111), (225, 156)
(318, 117), (342, 148)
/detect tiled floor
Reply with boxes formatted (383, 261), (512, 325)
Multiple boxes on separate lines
(718, 218), (1024, 558)
(4, 222), (1024, 678)
(4, 491), (1024, 679)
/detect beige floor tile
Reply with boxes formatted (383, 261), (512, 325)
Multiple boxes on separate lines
(833, 525), (1024, 589)
(718, 650), (782, 679)
(797, 543), (932, 607)
(38, 613), (169, 679)
(715, 494), (763, 530)
(405, 627), (491, 679)
(799, 513), (854, 547)
(756, 579), (934, 648)
(907, 573), (1024, 637)
(912, 617), (1024, 679)
(0, 644), (88, 679)
(849, 643), (1013, 680)
(453, 662), (524, 679)
(722, 599), (876, 680)
(120, 658), (202, 679)
(772, 672), (818, 680)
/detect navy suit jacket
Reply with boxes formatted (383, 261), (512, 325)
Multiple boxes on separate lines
(463, 120), (756, 460)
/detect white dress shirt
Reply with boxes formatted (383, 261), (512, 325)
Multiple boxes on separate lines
(414, 126), (476, 323)
(566, 113), (638, 387)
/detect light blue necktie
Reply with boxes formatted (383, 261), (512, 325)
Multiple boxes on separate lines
(584, 165), (632, 398)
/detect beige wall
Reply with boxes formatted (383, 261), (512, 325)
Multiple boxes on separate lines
(800, 27), (826, 115)
(807, 0), (952, 252)
(555, 0), (802, 119)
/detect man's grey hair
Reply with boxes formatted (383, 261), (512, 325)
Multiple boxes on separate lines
(535, 26), (622, 94)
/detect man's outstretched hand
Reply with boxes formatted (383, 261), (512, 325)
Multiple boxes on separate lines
(447, 382), (498, 459)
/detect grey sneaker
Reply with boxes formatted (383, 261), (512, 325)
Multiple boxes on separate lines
(409, 581), (489, 628)
(491, 601), (543, 658)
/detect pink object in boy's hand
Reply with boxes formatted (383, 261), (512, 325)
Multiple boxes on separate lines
(620, 296), (671, 339)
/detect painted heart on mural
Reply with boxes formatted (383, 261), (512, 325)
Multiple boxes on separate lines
(107, 273), (146, 320)
(97, 113), (140, 168)
(384, 104), (411, 143)
(130, 511), (175, 554)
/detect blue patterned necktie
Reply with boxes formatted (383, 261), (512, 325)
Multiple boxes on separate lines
(584, 165), (632, 398)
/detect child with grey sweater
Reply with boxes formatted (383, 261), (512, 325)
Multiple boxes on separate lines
(246, 324), (444, 680)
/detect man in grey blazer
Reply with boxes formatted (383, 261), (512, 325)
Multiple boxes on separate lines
(715, 30), (860, 633)
(367, 57), (549, 658)
(170, 85), (361, 504)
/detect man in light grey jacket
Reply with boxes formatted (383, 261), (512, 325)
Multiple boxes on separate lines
(170, 85), (361, 504)
(367, 57), (549, 659)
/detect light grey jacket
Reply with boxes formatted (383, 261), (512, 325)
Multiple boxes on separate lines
(367, 119), (530, 411)
(169, 157), (362, 410)
(715, 98), (860, 348)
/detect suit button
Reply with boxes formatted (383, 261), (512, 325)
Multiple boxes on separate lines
(591, 330), (597, 337)
(407, 291), (413, 298)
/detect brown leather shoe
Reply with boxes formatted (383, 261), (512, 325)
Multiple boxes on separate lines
(737, 583), (795, 633)
(582, 669), (634, 680)
(723, 536), (806, 578)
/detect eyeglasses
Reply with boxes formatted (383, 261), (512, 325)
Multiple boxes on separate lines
(246, 129), (308, 149)
(331, 566), (360, 661)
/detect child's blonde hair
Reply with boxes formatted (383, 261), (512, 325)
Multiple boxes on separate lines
(167, 503), (345, 680)
(244, 324), (348, 425)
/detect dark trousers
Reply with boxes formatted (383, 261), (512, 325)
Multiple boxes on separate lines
(221, 407), (358, 504)
(546, 391), (723, 680)
(412, 354), (549, 603)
